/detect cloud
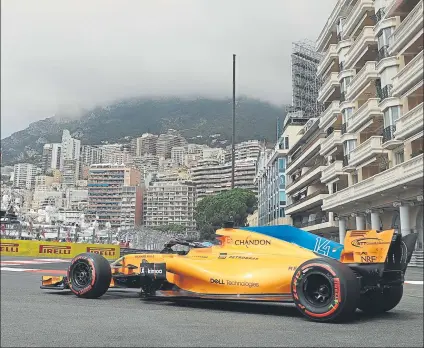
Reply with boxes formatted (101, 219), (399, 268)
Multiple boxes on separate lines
(1, 0), (337, 138)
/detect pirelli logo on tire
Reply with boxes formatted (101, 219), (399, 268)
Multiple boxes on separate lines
(86, 247), (116, 257)
(39, 244), (72, 255)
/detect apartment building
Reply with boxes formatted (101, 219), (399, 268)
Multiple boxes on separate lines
(42, 143), (62, 173)
(61, 130), (81, 170)
(80, 145), (102, 166)
(171, 146), (186, 166)
(156, 130), (187, 159)
(255, 113), (306, 226)
(191, 159), (257, 199)
(143, 180), (196, 229)
(136, 133), (158, 156)
(86, 164), (142, 228)
(225, 140), (261, 162)
(314, 0), (423, 247)
(62, 159), (80, 187)
(120, 186), (143, 229)
(284, 117), (341, 239)
(13, 163), (38, 190)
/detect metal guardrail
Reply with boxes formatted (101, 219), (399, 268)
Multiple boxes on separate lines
(409, 251), (423, 268)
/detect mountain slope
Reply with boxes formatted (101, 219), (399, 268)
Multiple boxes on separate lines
(1, 97), (286, 165)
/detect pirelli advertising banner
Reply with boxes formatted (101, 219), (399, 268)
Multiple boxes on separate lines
(0, 239), (120, 260)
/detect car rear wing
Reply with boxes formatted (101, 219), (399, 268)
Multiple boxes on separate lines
(340, 229), (418, 271)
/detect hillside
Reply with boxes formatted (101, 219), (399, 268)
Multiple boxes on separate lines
(0, 97), (287, 165)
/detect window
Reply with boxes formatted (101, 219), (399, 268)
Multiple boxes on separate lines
(279, 174), (286, 189)
(343, 139), (356, 155)
(342, 108), (354, 124)
(377, 27), (394, 49)
(279, 207), (285, 218)
(278, 158), (286, 172)
(341, 77), (352, 93)
(395, 151), (404, 165)
(279, 137), (289, 150)
(279, 190), (286, 204)
(383, 106), (400, 127)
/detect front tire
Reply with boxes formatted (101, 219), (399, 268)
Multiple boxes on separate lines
(358, 285), (403, 314)
(67, 253), (112, 299)
(291, 258), (360, 323)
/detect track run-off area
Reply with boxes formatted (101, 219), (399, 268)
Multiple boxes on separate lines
(1, 256), (423, 347)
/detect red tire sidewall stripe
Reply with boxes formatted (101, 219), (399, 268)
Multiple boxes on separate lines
(293, 262), (342, 319)
(68, 256), (96, 296)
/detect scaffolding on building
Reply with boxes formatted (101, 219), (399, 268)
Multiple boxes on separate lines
(288, 39), (324, 119)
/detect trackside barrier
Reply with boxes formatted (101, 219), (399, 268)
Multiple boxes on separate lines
(409, 250), (423, 268)
(119, 248), (164, 257)
(0, 239), (120, 260)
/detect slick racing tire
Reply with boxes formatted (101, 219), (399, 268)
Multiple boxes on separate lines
(358, 285), (403, 314)
(291, 258), (360, 323)
(67, 252), (112, 299)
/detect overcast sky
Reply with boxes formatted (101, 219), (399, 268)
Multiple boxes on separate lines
(1, 0), (337, 139)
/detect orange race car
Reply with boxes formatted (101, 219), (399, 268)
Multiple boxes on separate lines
(40, 223), (417, 322)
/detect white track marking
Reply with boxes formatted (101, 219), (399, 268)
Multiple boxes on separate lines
(0, 259), (69, 266)
(405, 280), (423, 285)
(1, 267), (38, 272)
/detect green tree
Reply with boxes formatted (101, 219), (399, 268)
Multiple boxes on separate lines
(155, 224), (186, 233)
(194, 188), (257, 240)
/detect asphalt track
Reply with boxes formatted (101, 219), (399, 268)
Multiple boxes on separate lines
(1, 256), (423, 347)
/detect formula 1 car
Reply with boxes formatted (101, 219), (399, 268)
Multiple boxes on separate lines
(40, 224), (417, 322)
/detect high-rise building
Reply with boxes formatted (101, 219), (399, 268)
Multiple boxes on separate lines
(42, 143), (62, 173)
(143, 180), (196, 229)
(156, 130), (187, 159)
(136, 133), (158, 156)
(81, 145), (102, 166)
(13, 163), (38, 189)
(171, 146), (186, 166)
(255, 114), (305, 226)
(304, 0), (424, 247)
(225, 140), (261, 162)
(61, 130), (81, 170)
(191, 159), (257, 199)
(62, 159), (81, 187)
(86, 164), (142, 228)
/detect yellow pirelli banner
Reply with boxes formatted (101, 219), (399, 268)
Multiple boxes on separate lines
(0, 239), (120, 260)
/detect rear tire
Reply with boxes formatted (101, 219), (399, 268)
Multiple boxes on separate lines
(358, 285), (403, 314)
(291, 258), (360, 323)
(67, 253), (111, 299)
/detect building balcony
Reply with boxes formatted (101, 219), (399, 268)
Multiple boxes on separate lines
(346, 61), (379, 101)
(322, 154), (424, 212)
(342, 0), (375, 40)
(388, 0), (423, 55)
(344, 27), (377, 69)
(382, 125), (403, 149)
(316, 0), (349, 52)
(395, 102), (424, 140)
(321, 160), (346, 184)
(346, 98), (383, 133)
(317, 44), (338, 78)
(319, 101), (341, 130)
(293, 216), (338, 234)
(377, 84), (393, 103)
(346, 136), (388, 168)
(286, 189), (328, 215)
(317, 72), (340, 104)
(391, 50), (424, 98)
(320, 130), (342, 157)
(286, 138), (323, 175)
(286, 165), (326, 195)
